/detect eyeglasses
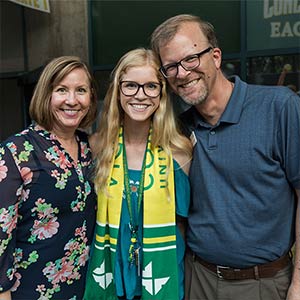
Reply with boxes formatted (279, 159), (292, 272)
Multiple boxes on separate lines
(120, 81), (162, 98)
(160, 47), (213, 78)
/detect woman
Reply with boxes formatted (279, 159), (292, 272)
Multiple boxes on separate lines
(84, 48), (192, 300)
(0, 56), (98, 300)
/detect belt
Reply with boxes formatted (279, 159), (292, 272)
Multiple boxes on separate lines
(189, 249), (291, 280)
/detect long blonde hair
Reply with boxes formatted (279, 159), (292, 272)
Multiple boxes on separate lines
(93, 48), (192, 192)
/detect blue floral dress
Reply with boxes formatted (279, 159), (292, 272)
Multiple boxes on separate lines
(0, 124), (96, 300)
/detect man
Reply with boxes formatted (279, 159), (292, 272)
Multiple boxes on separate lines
(151, 14), (300, 300)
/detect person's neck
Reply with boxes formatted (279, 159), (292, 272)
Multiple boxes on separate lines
(123, 121), (150, 146)
(195, 76), (234, 126)
(123, 120), (150, 170)
(50, 126), (76, 142)
(50, 128), (78, 162)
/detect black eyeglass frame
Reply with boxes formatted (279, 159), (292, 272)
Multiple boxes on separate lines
(119, 81), (162, 98)
(159, 46), (213, 78)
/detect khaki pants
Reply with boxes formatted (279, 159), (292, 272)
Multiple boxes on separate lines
(185, 251), (293, 300)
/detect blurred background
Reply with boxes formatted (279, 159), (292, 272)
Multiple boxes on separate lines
(1, 0), (299, 141)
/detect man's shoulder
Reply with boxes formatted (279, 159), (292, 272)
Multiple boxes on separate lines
(247, 81), (293, 96)
(243, 80), (298, 110)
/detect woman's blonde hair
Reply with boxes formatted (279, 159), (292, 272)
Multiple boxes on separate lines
(29, 56), (98, 130)
(93, 48), (192, 192)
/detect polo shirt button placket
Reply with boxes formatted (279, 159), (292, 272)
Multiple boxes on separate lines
(208, 130), (217, 150)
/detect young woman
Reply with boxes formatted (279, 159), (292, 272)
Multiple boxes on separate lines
(0, 56), (98, 300)
(84, 48), (192, 300)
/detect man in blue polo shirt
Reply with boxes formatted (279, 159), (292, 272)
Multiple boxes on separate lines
(151, 14), (300, 300)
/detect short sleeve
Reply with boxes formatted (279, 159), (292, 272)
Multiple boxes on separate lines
(276, 92), (300, 189)
(174, 160), (190, 218)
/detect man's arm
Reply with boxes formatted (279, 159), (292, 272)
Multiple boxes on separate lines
(287, 189), (300, 300)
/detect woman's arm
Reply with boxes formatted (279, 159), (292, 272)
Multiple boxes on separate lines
(0, 143), (23, 293)
(0, 290), (12, 300)
(173, 151), (191, 241)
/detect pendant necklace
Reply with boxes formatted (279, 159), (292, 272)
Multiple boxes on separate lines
(122, 128), (150, 276)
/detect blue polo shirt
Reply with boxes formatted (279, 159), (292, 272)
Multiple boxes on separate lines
(180, 76), (300, 268)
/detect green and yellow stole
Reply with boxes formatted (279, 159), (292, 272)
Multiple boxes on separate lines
(84, 127), (179, 300)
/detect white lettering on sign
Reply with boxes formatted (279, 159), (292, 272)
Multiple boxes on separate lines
(270, 21), (300, 37)
(263, 0), (300, 38)
(264, 0), (300, 19)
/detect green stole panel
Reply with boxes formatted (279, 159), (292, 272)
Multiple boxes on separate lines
(84, 127), (179, 300)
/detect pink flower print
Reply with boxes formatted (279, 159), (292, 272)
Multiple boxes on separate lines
(21, 189), (30, 201)
(56, 151), (69, 168)
(78, 247), (89, 266)
(6, 213), (18, 235)
(69, 268), (81, 282)
(46, 146), (72, 169)
(64, 240), (80, 254)
(52, 147), (72, 170)
(10, 272), (21, 292)
(44, 259), (74, 284)
(0, 160), (8, 182)
(80, 143), (88, 159)
(43, 261), (56, 275)
(35, 198), (45, 205)
(75, 223), (86, 237)
(36, 284), (46, 293)
(20, 167), (33, 184)
(51, 169), (59, 177)
(37, 206), (55, 220)
(31, 217), (59, 240)
(0, 204), (18, 235)
(75, 227), (82, 236)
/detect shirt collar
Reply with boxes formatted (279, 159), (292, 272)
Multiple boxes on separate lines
(190, 75), (247, 128)
(220, 75), (247, 125)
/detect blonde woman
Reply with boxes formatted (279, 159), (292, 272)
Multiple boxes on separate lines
(84, 48), (192, 300)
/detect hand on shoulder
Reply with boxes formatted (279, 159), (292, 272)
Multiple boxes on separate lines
(88, 132), (99, 157)
(173, 150), (191, 176)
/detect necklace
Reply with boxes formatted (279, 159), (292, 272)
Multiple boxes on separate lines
(122, 127), (150, 275)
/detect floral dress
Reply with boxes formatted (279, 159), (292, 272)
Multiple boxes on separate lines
(0, 124), (96, 300)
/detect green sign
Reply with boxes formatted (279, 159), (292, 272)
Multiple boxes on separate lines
(91, 0), (240, 67)
(247, 0), (300, 51)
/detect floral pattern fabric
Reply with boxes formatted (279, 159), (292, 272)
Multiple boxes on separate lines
(0, 125), (96, 300)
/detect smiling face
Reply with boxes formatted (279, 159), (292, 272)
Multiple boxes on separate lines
(50, 67), (91, 136)
(119, 65), (161, 124)
(159, 22), (221, 106)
